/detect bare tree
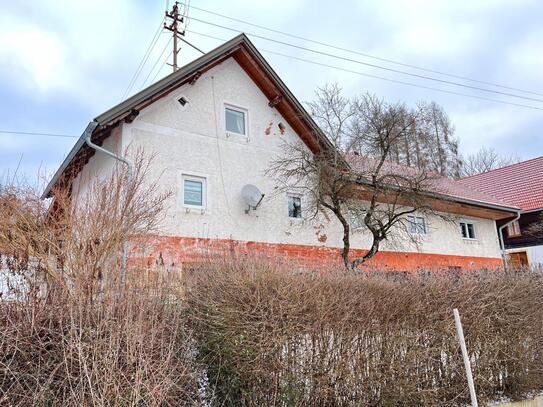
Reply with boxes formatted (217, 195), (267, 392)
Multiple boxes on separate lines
(526, 213), (543, 236)
(268, 85), (445, 271)
(460, 146), (520, 177)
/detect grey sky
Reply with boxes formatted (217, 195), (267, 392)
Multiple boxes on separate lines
(1, 0), (542, 183)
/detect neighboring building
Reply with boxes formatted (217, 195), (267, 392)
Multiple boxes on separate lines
(42, 34), (519, 271)
(459, 157), (543, 268)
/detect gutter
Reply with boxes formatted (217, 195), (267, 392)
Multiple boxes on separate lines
(41, 121), (99, 199)
(84, 120), (133, 287)
(498, 211), (522, 270)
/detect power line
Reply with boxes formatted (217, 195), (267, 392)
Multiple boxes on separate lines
(184, 3), (543, 98)
(185, 16), (543, 104)
(122, 17), (165, 100)
(0, 130), (77, 138)
(187, 30), (543, 112)
(151, 49), (174, 84)
(141, 37), (173, 89)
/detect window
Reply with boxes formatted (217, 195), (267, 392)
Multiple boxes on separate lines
(349, 209), (365, 230)
(408, 215), (427, 234)
(507, 220), (521, 237)
(460, 222), (476, 240)
(183, 175), (205, 208)
(287, 195), (302, 218)
(225, 106), (246, 135)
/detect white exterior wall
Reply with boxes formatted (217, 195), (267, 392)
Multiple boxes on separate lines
(77, 58), (502, 259)
(71, 127), (122, 203)
(527, 245), (543, 267)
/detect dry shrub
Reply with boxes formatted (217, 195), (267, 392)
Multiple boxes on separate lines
(187, 261), (543, 406)
(0, 278), (198, 406)
(0, 156), (201, 406)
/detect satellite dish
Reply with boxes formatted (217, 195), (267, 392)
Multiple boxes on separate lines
(241, 184), (265, 213)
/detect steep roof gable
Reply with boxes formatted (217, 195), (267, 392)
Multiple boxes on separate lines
(42, 34), (334, 199)
(458, 156), (543, 211)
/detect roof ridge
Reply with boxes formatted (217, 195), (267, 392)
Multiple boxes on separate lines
(460, 155), (543, 180)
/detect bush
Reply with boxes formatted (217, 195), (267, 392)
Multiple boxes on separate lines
(0, 157), (201, 406)
(187, 262), (543, 406)
(0, 279), (199, 406)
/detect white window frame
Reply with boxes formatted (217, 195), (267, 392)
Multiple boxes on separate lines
(287, 193), (303, 220)
(407, 215), (427, 235)
(349, 209), (366, 231)
(460, 221), (477, 240)
(182, 174), (206, 210)
(224, 103), (249, 138)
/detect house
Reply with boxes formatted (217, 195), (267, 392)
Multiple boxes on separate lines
(42, 34), (519, 271)
(459, 157), (543, 268)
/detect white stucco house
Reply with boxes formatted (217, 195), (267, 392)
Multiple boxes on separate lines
(42, 34), (520, 271)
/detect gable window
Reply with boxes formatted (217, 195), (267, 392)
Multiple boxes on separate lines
(225, 106), (246, 135)
(408, 215), (427, 235)
(287, 194), (302, 218)
(183, 175), (206, 209)
(460, 221), (476, 240)
(507, 220), (521, 237)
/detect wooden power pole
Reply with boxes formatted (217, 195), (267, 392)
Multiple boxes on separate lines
(164, 2), (184, 72)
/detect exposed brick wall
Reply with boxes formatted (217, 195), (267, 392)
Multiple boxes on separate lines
(129, 235), (503, 271)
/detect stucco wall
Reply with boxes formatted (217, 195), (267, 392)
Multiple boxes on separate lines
(69, 57), (502, 265)
(113, 57), (502, 262)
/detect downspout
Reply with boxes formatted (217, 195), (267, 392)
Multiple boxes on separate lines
(498, 211), (521, 271)
(84, 121), (133, 286)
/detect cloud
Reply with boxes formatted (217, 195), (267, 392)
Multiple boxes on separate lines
(0, 20), (71, 93)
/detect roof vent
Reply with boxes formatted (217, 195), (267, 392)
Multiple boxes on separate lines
(178, 96), (188, 107)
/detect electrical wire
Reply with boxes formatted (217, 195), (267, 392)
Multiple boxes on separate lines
(122, 17), (165, 100)
(150, 49), (174, 84)
(0, 130), (77, 138)
(187, 30), (543, 112)
(141, 37), (173, 89)
(183, 3), (543, 98)
(185, 16), (543, 104)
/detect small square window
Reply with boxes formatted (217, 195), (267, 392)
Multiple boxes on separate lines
(507, 220), (521, 237)
(225, 107), (246, 135)
(183, 176), (205, 208)
(408, 215), (427, 234)
(460, 222), (476, 239)
(287, 195), (302, 218)
(349, 209), (365, 230)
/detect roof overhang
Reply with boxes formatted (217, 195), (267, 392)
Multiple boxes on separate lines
(351, 179), (520, 220)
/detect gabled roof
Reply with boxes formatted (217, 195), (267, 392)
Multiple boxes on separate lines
(41, 34), (519, 219)
(458, 156), (543, 211)
(347, 154), (519, 216)
(42, 34), (335, 199)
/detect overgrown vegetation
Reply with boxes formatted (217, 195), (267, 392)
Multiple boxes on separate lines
(2, 155), (543, 406)
(187, 262), (543, 406)
(0, 157), (200, 406)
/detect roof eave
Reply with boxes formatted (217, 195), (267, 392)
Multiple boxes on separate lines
(41, 121), (99, 199)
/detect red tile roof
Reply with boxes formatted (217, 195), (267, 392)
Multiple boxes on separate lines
(458, 156), (543, 211)
(345, 154), (518, 210)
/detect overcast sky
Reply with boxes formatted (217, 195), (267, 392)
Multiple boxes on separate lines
(1, 0), (542, 184)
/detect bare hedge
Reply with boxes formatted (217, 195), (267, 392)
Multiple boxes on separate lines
(187, 262), (543, 406)
(0, 281), (199, 406)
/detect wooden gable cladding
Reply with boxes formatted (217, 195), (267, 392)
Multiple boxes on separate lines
(232, 46), (322, 154)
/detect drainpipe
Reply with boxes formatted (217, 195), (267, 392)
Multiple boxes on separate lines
(85, 121), (133, 286)
(498, 211), (521, 271)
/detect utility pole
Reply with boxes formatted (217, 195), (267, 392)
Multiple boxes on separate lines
(164, 2), (183, 72)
